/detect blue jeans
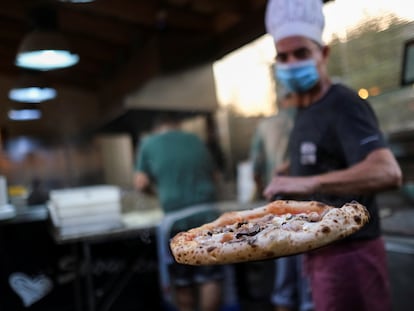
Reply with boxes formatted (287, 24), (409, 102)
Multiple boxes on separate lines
(271, 255), (314, 311)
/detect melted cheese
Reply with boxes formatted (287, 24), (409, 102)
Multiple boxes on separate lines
(195, 212), (318, 245)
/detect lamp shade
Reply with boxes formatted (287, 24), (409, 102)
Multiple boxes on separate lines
(8, 71), (57, 103)
(15, 31), (79, 71)
(8, 109), (42, 121)
(9, 87), (57, 103)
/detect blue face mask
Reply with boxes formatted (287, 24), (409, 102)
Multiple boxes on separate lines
(275, 60), (320, 93)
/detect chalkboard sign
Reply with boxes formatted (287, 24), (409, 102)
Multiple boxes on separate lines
(0, 220), (162, 310)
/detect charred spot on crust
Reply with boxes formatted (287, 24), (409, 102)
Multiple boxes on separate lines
(322, 226), (331, 234)
(353, 215), (362, 224)
(207, 246), (217, 252)
(266, 251), (275, 257)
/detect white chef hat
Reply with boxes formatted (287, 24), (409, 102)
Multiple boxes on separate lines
(265, 0), (325, 45)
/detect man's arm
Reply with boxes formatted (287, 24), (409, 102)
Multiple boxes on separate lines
(264, 148), (402, 199)
(314, 148), (402, 194)
(274, 160), (290, 176)
(133, 171), (151, 191)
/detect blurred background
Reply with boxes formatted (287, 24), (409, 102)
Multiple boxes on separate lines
(0, 0), (414, 310)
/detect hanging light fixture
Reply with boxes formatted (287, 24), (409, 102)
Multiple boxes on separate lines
(8, 108), (42, 121)
(15, 31), (79, 71)
(9, 71), (57, 103)
(15, 5), (79, 71)
(9, 86), (57, 103)
(59, 0), (95, 3)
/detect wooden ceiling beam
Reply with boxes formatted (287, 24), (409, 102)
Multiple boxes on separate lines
(65, 34), (121, 62)
(158, 32), (215, 71)
(0, 63), (18, 77)
(42, 69), (99, 90)
(214, 6), (266, 59)
(157, 6), (214, 32)
(67, 0), (159, 26)
(57, 7), (138, 46)
(0, 3), (25, 22)
(71, 0), (214, 33)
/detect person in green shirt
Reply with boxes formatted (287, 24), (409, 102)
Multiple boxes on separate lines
(134, 112), (224, 311)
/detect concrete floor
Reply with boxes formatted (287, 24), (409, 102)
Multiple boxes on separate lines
(384, 235), (414, 311)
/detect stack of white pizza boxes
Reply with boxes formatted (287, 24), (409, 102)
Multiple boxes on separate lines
(48, 185), (123, 237)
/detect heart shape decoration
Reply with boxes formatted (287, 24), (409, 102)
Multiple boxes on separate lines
(9, 272), (53, 307)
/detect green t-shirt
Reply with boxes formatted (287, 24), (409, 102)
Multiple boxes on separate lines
(136, 130), (217, 217)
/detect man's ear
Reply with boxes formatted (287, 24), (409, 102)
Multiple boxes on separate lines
(134, 172), (150, 190)
(322, 45), (330, 59)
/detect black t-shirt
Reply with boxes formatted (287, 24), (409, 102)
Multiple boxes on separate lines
(288, 84), (387, 240)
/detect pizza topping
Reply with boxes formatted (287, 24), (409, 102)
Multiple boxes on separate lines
(197, 212), (322, 244)
(281, 219), (305, 231)
(207, 246), (217, 252)
(235, 224), (261, 238)
(305, 211), (322, 222)
(221, 233), (233, 243)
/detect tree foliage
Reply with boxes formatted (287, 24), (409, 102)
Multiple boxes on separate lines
(327, 13), (414, 93)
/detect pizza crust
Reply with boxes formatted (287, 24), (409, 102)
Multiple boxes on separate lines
(170, 201), (369, 265)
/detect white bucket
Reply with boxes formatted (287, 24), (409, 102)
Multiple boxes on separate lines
(0, 176), (8, 206)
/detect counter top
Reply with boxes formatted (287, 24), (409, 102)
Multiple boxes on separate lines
(0, 204), (16, 220)
(0, 204), (48, 224)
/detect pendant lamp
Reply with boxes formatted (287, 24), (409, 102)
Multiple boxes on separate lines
(15, 5), (79, 71)
(8, 109), (42, 121)
(8, 71), (57, 103)
(15, 31), (79, 71)
(9, 86), (57, 103)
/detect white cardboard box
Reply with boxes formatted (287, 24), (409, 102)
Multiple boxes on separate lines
(50, 185), (121, 208)
(48, 185), (123, 234)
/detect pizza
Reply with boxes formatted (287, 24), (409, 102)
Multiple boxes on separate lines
(170, 200), (369, 265)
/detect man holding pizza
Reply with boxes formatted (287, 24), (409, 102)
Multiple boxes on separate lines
(263, 0), (402, 311)
(250, 88), (314, 311)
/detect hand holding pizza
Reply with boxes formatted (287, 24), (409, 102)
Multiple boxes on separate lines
(170, 200), (369, 265)
(263, 175), (319, 200)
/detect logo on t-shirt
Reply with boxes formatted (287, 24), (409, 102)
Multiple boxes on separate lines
(300, 141), (317, 165)
(360, 134), (379, 145)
